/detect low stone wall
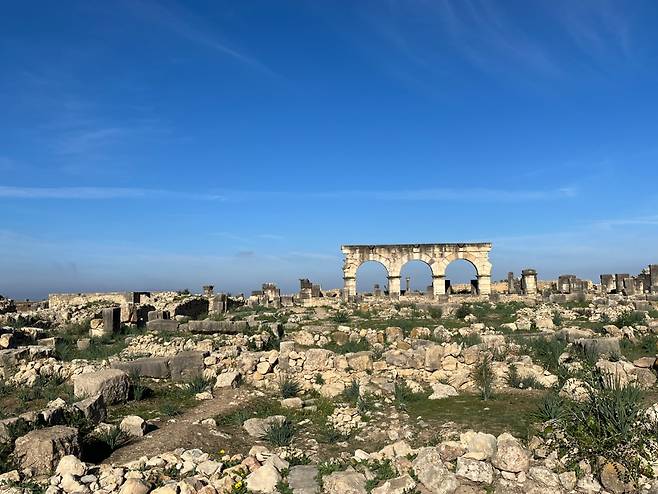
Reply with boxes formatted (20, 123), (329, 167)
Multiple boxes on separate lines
(48, 292), (134, 310)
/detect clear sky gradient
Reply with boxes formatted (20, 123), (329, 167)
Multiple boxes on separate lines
(1, 1), (658, 299)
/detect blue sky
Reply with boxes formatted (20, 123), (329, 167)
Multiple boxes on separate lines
(2, 0), (658, 299)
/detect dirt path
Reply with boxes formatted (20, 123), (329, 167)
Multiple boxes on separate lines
(106, 387), (252, 465)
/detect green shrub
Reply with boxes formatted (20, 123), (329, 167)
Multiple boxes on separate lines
(279, 374), (302, 399)
(331, 312), (350, 324)
(130, 373), (147, 401)
(342, 380), (360, 404)
(276, 481), (294, 494)
(472, 356), (495, 400)
(506, 364), (521, 388)
(264, 419), (295, 446)
(532, 391), (564, 422)
(541, 370), (655, 483)
(96, 425), (130, 451)
(615, 311), (646, 328)
(160, 402), (183, 417)
(364, 459), (397, 492)
(393, 380), (423, 409)
(552, 311), (563, 327)
(319, 426), (350, 443)
(455, 304), (471, 320)
(455, 333), (482, 347)
(357, 393), (375, 415)
(314, 373), (325, 385)
(186, 375), (210, 394)
(521, 337), (567, 373)
(428, 307), (443, 319)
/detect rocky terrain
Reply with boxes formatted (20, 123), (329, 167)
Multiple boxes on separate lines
(1, 290), (658, 493)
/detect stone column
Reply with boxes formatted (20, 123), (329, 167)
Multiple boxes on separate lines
(477, 275), (491, 295)
(388, 276), (401, 299)
(92, 307), (121, 338)
(432, 275), (446, 298)
(521, 269), (538, 295)
(615, 274), (630, 293)
(650, 265), (658, 293)
(343, 277), (356, 301)
(507, 272), (516, 294)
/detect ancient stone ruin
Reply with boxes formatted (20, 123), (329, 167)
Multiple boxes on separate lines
(341, 243), (493, 300)
(1, 243), (658, 493)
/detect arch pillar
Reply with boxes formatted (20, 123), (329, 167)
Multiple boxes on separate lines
(432, 275), (446, 298)
(477, 274), (492, 295)
(388, 276), (401, 299)
(343, 276), (356, 300)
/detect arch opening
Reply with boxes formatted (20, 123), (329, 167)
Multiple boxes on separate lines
(355, 260), (389, 296)
(400, 260), (433, 297)
(445, 259), (479, 295)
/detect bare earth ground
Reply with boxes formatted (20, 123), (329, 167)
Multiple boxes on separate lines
(106, 387), (250, 464)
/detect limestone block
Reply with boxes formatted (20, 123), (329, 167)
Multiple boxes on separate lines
(72, 369), (129, 404)
(14, 426), (79, 476)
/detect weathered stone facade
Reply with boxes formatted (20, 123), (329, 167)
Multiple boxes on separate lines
(341, 243), (493, 299)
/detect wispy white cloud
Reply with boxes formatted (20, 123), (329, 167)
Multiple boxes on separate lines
(124, 0), (278, 77)
(219, 186), (577, 203)
(0, 184), (576, 203)
(548, 0), (634, 64)
(593, 215), (658, 230)
(0, 186), (223, 201)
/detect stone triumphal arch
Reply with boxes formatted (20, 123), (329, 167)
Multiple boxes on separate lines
(341, 243), (493, 299)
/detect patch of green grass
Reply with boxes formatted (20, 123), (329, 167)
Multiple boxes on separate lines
(620, 334), (658, 361)
(324, 339), (371, 354)
(561, 299), (590, 309)
(454, 301), (527, 327)
(108, 382), (198, 421)
(55, 324), (145, 362)
(406, 391), (545, 438)
(1, 375), (74, 416)
(215, 398), (286, 427)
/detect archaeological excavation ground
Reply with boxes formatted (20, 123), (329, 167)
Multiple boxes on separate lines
(2, 244), (658, 494)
